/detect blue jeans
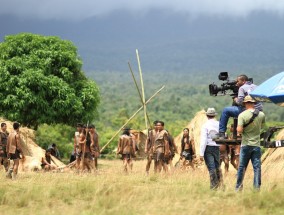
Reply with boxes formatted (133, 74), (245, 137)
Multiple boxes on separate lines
(204, 146), (222, 189)
(236, 145), (261, 190)
(219, 106), (243, 133)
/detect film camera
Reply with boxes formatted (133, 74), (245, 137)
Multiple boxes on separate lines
(209, 72), (239, 97)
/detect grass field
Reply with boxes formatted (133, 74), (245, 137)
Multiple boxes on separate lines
(0, 159), (283, 215)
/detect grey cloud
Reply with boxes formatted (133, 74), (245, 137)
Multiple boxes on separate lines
(1, 0), (284, 20)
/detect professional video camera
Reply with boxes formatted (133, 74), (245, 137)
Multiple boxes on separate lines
(209, 72), (239, 97)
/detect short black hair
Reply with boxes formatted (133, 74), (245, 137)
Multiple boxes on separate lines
(76, 123), (83, 127)
(238, 74), (248, 81)
(122, 129), (130, 136)
(158, 121), (165, 126)
(52, 143), (56, 147)
(1, 123), (6, 128)
(13, 122), (20, 130)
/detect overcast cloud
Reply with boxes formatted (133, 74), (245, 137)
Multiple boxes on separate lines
(1, 0), (284, 21)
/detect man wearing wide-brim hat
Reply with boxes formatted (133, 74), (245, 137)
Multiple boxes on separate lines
(235, 95), (265, 191)
(200, 108), (222, 190)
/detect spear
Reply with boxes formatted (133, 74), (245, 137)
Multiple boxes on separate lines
(100, 85), (165, 153)
(128, 61), (152, 128)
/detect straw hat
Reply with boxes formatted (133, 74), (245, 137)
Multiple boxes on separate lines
(205, 108), (218, 116)
(243, 95), (256, 103)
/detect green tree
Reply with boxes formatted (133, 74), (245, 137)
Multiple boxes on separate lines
(0, 33), (100, 129)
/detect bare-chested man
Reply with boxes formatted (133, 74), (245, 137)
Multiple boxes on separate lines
(152, 121), (169, 173)
(80, 126), (95, 172)
(0, 123), (9, 172)
(89, 124), (100, 170)
(145, 121), (158, 175)
(117, 128), (136, 173)
(41, 149), (56, 171)
(180, 128), (195, 170)
(6, 122), (25, 180)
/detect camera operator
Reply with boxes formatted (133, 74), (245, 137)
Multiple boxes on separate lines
(218, 74), (263, 139)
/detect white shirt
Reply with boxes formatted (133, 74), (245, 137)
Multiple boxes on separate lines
(200, 118), (220, 157)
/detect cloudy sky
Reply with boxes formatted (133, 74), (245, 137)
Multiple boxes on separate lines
(1, 0), (284, 21)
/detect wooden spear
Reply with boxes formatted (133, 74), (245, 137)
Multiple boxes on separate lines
(100, 85), (165, 153)
(136, 49), (148, 130)
(128, 61), (152, 128)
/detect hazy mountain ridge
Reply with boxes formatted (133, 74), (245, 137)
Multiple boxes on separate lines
(1, 10), (284, 73)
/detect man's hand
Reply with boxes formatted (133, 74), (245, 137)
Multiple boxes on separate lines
(200, 156), (204, 161)
(144, 149), (148, 154)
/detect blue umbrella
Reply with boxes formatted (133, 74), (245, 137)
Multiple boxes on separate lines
(250, 71), (284, 107)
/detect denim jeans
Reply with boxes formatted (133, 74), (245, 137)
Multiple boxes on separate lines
(236, 145), (261, 190)
(219, 106), (243, 133)
(204, 146), (222, 189)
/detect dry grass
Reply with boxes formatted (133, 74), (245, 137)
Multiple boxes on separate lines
(0, 159), (283, 215)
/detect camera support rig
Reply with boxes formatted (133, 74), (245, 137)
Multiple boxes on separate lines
(260, 126), (284, 148)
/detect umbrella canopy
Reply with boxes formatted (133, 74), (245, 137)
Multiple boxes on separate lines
(250, 71), (284, 107)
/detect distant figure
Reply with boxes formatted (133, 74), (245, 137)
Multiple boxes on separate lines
(200, 108), (222, 190)
(0, 123), (9, 172)
(180, 128), (195, 170)
(152, 121), (169, 173)
(49, 143), (61, 160)
(89, 124), (100, 170)
(117, 128), (136, 173)
(81, 126), (95, 172)
(41, 149), (56, 171)
(6, 122), (25, 180)
(70, 123), (83, 163)
(145, 121), (158, 175)
(236, 95), (265, 191)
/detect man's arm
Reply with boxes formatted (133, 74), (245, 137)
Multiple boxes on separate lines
(16, 134), (25, 159)
(117, 137), (122, 154)
(191, 138), (196, 155)
(234, 86), (246, 106)
(164, 133), (170, 155)
(200, 126), (207, 160)
(145, 132), (150, 153)
(237, 114), (244, 135)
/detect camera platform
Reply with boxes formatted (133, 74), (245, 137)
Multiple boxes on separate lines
(213, 138), (241, 145)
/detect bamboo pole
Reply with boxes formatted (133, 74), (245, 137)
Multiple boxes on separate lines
(136, 49), (148, 130)
(100, 85), (165, 153)
(128, 61), (152, 128)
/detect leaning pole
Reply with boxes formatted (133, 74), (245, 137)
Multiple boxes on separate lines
(136, 49), (148, 130)
(128, 61), (152, 128)
(100, 85), (165, 153)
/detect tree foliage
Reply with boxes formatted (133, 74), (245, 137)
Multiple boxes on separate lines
(36, 123), (74, 160)
(0, 33), (100, 128)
